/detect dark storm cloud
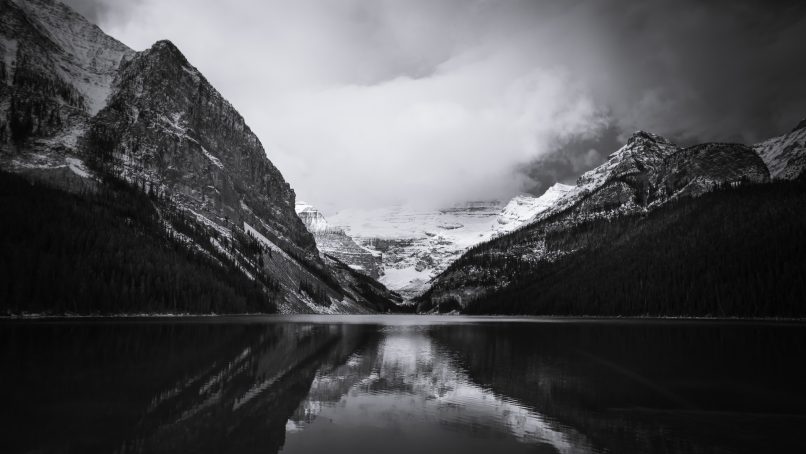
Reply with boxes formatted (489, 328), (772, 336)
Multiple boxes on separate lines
(520, 126), (623, 195)
(580, 0), (806, 143)
(61, 0), (806, 209)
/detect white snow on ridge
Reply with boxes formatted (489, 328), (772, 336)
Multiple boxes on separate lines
(10, 154), (94, 180)
(495, 183), (575, 233)
(295, 201), (330, 232)
(379, 266), (430, 294)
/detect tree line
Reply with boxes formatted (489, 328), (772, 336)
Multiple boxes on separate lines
(0, 171), (279, 315)
(421, 179), (806, 317)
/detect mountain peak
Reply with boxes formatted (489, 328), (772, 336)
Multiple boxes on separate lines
(151, 39), (180, 52)
(295, 201), (330, 233)
(147, 39), (188, 61)
(792, 118), (806, 133)
(628, 130), (673, 146)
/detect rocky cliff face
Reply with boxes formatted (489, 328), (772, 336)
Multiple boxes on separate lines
(656, 143), (769, 200)
(753, 121), (806, 181)
(0, 0), (398, 314)
(1, 0), (132, 162)
(84, 39), (315, 255)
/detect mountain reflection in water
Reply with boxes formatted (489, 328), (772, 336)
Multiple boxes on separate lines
(1, 316), (805, 454)
(283, 325), (592, 453)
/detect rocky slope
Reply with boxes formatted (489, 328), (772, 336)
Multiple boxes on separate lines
(295, 201), (384, 279)
(753, 119), (806, 181)
(0, 0), (398, 314)
(418, 129), (791, 313)
(424, 180), (806, 317)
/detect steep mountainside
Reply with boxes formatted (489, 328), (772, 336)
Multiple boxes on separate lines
(0, 170), (274, 314)
(295, 202), (383, 279)
(1, 0), (132, 170)
(417, 129), (799, 315)
(422, 180), (806, 317)
(0, 0), (398, 314)
(753, 120), (806, 180)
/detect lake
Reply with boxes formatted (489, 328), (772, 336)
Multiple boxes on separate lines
(1, 315), (805, 453)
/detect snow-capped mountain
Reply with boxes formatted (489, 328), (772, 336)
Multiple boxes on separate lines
(295, 201), (331, 233)
(510, 131), (768, 227)
(418, 128), (791, 313)
(329, 201), (506, 298)
(329, 130), (773, 300)
(0, 0), (399, 314)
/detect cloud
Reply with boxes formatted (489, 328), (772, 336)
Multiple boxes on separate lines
(62, 0), (806, 211)
(59, 0), (142, 27)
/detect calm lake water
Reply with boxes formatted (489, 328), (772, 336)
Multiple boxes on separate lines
(1, 315), (805, 453)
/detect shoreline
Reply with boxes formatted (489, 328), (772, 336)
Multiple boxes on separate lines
(2, 313), (805, 324)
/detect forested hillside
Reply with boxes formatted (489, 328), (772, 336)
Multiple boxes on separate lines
(0, 171), (277, 315)
(420, 179), (806, 317)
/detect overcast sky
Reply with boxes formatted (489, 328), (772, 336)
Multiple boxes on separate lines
(64, 0), (806, 212)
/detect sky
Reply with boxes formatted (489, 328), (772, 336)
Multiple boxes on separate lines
(64, 0), (806, 212)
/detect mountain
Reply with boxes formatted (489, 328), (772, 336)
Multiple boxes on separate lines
(329, 130), (775, 302)
(0, 0), (399, 315)
(417, 128), (805, 316)
(295, 201), (384, 279)
(494, 184), (575, 233)
(328, 201), (506, 298)
(753, 120), (806, 181)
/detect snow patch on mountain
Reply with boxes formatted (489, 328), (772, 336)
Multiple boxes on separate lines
(329, 201), (506, 297)
(495, 183), (575, 233)
(200, 146), (224, 169)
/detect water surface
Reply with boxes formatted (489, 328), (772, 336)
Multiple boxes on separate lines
(1, 315), (805, 453)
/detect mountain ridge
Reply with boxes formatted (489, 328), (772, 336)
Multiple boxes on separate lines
(416, 123), (804, 314)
